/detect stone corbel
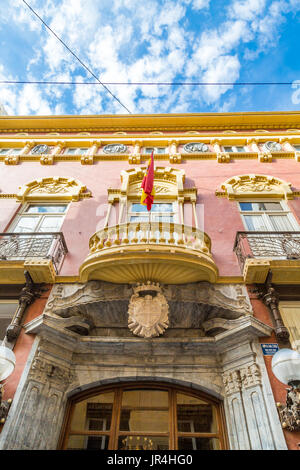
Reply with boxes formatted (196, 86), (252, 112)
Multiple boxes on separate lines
(246, 138), (260, 153)
(88, 140), (100, 156)
(5, 271), (43, 345)
(51, 141), (65, 156)
(259, 153), (273, 163)
(210, 139), (221, 153)
(279, 138), (294, 152)
(295, 152), (300, 163)
(40, 155), (54, 165)
(4, 155), (19, 165)
(255, 271), (290, 342)
(217, 153), (231, 163)
(168, 140), (181, 163)
(20, 141), (34, 156)
(129, 140), (142, 164)
(81, 155), (94, 165)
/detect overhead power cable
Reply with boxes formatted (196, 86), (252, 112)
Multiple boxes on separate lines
(1, 80), (296, 86)
(21, 0), (132, 114)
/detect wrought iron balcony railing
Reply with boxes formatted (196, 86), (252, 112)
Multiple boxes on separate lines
(233, 231), (300, 272)
(0, 232), (68, 274)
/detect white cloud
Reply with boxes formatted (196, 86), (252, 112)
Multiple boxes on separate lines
(1, 0), (300, 114)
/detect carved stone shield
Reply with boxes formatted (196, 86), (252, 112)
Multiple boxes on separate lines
(128, 287), (169, 338)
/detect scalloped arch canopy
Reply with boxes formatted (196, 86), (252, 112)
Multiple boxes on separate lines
(220, 174), (294, 200)
(17, 176), (91, 202)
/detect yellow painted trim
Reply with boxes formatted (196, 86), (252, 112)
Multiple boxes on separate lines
(1, 111), (300, 133)
(16, 176), (92, 202)
(217, 174), (294, 200)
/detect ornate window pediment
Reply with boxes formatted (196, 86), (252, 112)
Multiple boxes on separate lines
(114, 166), (196, 202)
(17, 177), (91, 202)
(217, 174), (294, 200)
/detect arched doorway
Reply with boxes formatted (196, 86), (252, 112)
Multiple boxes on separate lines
(59, 382), (227, 450)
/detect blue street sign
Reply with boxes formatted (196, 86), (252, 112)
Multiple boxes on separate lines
(261, 343), (279, 356)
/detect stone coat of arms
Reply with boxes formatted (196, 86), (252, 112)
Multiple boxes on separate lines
(128, 282), (169, 338)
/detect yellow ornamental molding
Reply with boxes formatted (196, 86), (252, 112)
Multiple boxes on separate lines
(217, 174), (294, 200)
(16, 176), (92, 202)
(119, 166), (186, 200)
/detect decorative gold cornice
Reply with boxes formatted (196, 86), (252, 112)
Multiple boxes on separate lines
(1, 111), (300, 133)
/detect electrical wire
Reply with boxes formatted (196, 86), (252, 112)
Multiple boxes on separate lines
(21, 0), (132, 114)
(1, 80), (296, 86)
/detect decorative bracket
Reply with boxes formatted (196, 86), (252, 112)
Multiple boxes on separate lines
(254, 271), (289, 342)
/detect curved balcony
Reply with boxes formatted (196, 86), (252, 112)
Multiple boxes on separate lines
(79, 222), (218, 284)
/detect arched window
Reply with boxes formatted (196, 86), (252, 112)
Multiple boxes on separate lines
(59, 382), (227, 450)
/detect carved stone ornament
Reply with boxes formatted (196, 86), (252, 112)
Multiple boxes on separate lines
(31, 144), (49, 154)
(263, 141), (282, 152)
(103, 143), (127, 154)
(277, 386), (300, 432)
(183, 142), (209, 153)
(128, 282), (169, 338)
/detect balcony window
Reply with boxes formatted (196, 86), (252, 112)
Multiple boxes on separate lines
(11, 204), (68, 233)
(144, 147), (166, 155)
(239, 201), (298, 232)
(223, 146), (246, 153)
(0, 204), (68, 273)
(128, 202), (177, 223)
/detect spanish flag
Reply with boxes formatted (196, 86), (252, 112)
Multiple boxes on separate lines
(141, 151), (155, 211)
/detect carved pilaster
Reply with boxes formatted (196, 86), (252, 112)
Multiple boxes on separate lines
(29, 356), (74, 387)
(223, 361), (280, 449)
(222, 369), (242, 395)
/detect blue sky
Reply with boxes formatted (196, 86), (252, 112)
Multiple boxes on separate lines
(0, 0), (300, 115)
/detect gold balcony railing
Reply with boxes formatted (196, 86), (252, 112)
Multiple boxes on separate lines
(80, 221), (218, 284)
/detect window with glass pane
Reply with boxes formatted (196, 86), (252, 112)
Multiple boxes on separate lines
(129, 203), (175, 223)
(61, 385), (226, 450)
(0, 148), (20, 155)
(11, 204), (68, 233)
(224, 146), (245, 153)
(239, 201), (298, 232)
(145, 147), (166, 154)
(65, 148), (88, 155)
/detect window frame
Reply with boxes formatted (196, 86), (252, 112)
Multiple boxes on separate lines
(127, 200), (179, 224)
(59, 382), (228, 450)
(238, 199), (300, 232)
(223, 145), (246, 153)
(8, 202), (69, 234)
(64, 147), (89, 156)
(144, 147), (167, 155)
(0, 148), (22, 155)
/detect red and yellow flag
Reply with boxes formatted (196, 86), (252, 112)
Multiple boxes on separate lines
(140, 151), (155, 211)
